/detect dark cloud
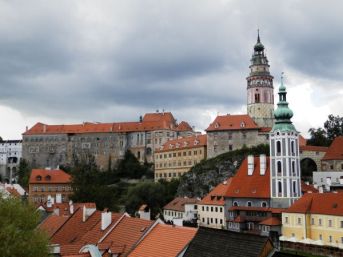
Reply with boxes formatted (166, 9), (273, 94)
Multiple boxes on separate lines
(0, 0), (342, 138)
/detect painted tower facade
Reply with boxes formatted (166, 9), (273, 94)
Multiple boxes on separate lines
(269, 77), (301, 208)
(247, 32), (274, 128)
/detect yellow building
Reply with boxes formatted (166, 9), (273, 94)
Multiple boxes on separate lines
(154, 135), (207, 181)
(282, 192), (343, 248)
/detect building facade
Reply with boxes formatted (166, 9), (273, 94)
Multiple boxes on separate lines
(163, 197), (200, 225)
(247, 31), (274, 128)
(28, 169), (72, 204)
(0, 140), (22, 183)
(154, 135), (206, 181)
(269, 77), (301, 208)
(22, 112), (194, 170)
(321, 136), (343, 171)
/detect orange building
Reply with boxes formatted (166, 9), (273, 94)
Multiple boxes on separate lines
(29, 169), (72, 204)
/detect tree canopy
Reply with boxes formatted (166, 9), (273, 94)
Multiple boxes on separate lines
(0, 196), (49, 257)
(308, 114), (343, 146)
(17, 159), (31, 188)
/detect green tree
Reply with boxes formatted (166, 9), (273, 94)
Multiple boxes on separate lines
(307, 128), (330, 146)
(324, 114), (343, 142)
(0, 196), (49, 257)
(17, 159), (31, 188)
(70, 155), (119, 211)
(116, 150), (153, 179)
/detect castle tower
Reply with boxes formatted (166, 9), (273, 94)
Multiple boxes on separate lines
(247, 31), (274, 128)
(269, 75), (301, 208)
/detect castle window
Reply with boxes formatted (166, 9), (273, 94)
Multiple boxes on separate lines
(291, 141), (295, 155)
(255, 94), (260, 103)
(278, 181), (282, 195)
(277, 161), (282, 174)
(293, 181), (297, 195)
(261, 202), (267, 208)
(233, 201), (238, 207)
(292, 161), (296, 175)
(247, 201), (252, 207)
(276, 141), (281, 155)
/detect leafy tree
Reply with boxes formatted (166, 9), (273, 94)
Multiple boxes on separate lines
(324, 114), (343, 142)
(307, 128), (330, 146)
(116, 150), (153, 179)
(70, 155), (119, 211)
(17, 159), (31, 188)
(0, 196), (49, 257)
(125, 181), (165, 218)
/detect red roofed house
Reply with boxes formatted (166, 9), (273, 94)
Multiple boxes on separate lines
(163, 197), (200, 226)
(29, 169), (72, 204)
(22, 112), (194, 171)
(198, 178), (231, 229)
(321, 136), (343, 171)
(282, 192), (343, 249)
(154, 134), (207, 181)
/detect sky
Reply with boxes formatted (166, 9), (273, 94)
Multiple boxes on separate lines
(0, 0), (343, 139)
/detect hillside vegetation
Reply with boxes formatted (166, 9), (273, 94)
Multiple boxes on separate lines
(177, 144), (269, 198)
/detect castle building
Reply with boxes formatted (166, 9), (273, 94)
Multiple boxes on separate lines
(154, 134), (207, 181)
(22, 112), (194, 170)
(269, 77), (301, 208)
(247, 31), (274, 128)
(206, 33), (273, 159)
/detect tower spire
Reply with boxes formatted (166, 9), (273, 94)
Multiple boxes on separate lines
(257, 29), (260, 43)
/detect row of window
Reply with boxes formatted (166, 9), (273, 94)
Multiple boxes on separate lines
(32, 186), (72, 192)
(285, 217), (343, 228)
(164, 210), (183, 218)
(213, 144), (233, 153)
(202, 217), (223, 225)
(32, 194), (68, 203)
(232, 201), (268, 208)
(156, 150), (203, 159)
(201, 206), (223, 213)
(155, 171), (185, 179)
(155, 159), (198, 168)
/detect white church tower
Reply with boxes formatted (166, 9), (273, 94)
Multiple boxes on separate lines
(269, 75), (301, 208)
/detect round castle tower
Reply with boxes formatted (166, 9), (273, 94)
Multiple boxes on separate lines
(247, 31), (274, 128)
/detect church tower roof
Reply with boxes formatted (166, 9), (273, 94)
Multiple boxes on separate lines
(272, 74), (296, 132)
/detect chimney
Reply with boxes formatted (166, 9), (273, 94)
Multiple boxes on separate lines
(248, 155), (254, 175)
(319, 186), (323, 194)
(43, 124), (47, 133)
(82, 204), (96, 222)
(69, 200), (74, 214)
(101, 209), (112, 230)
(259, 154), (266, 175)
(56, 193), (62, 204)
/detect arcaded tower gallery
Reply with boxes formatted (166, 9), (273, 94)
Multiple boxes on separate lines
(247, 31), (274, 128)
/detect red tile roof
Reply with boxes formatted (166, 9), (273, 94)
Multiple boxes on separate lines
(259, 217), (281, 226)
(299, 135), (307, 146)
(156, 135), (207, 153)
(225, 156), (270, 199)
(285, 192), (343, 216)
(29, 169), (71, 184)
(100, 216), (154, 256)
(301, 181), (319, 194)
(128, 224), (197, 257)
(259, 127), (272, 133)
(51, 206), (100, 244)
(322, 136), (343, 160)
(23, 112), (191, 135)
(300, 145), (328, 152)
(5, 187), (21, 197)
(206, 114), (259, 132)
(200, 178), (232, 206)
(39, 214), (68, 237)
(163, 197), (200, 212)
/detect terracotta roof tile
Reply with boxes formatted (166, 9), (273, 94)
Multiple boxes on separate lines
(285, 192), (343, 216)
(156, 135), (206, 153)
(206, 114), (259, 132)
(259, 217), (281, 226)
(51, 206), (100, 245)
(301, 181), (319, 194)
(100, 216), (154, 256)
(176, 121), (193, 132)
(225, 156), (270, 199)
(5, 187), (21, 197)
(322, 136), (343, 160)
(39, 214), (68, 237)
(300, 145), (328, 152)
(163, 197), (200, 212)
(200, 178), (232, 206)
(128, 224), (197, 257)
(29, 169), (71, 184)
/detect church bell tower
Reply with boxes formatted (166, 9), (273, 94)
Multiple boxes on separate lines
(247, 31), (274, 128)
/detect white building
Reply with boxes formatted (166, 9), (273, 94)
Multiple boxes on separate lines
(163, 197), (200, 226)
(0, 140), (22, 183)
(313, 171), (343, 191)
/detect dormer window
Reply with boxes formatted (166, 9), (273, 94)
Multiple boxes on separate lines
(214, 122), (220, 128)
(45, 175), (51, 181)
(240, 122), (246, 128)
(36, 175), (42, 181)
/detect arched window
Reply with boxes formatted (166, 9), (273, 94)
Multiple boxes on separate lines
(278, 181), (282, 195)
(233, 201), (238, 207)
(293, 181), (297, 195)
(277, 161), (282, 174)
(292, 161), (295, 175)
(261, 202), (267, 208)
(291, 141), (295, 155)
(276, 141), (281, 155)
